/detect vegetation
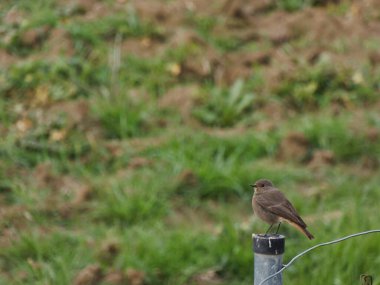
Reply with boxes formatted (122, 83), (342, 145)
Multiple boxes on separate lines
(0, 0), (379, 284)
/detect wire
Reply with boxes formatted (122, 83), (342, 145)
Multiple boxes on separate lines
(258, 229), (380, 285)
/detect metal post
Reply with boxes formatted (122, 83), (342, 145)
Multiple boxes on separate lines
(253, 234), (285, 285)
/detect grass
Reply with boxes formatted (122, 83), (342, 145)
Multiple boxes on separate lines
(299, 114), (380, 162)
(1, 0), (380, 284)
(193, 79), (255, 127)
(276, 0), (340, 11)
(92, 92), (153, 139)
(1, 58), (103, 99)
(276, 61), (379, 110)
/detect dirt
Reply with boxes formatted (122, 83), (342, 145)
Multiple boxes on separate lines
(180, 47), (220, 82)
(0, 205), (29, 231)
(103, 270), (127, 285)
(132, 0), (222, 27)
(45, 28), (75, 58)
(121, 37), (165, 58)
(222, 0), (275, 19)
(126, 268), (145, 285)
(167, 28), (206, 48)
(308, 149), (335, 168)
(191, 268), (223, 285)
(277, 132), (311, 162)
(19, 26), (51, 47)
(158, 85), (199, 122)
(127, 156), (153, 169)
(60, 0), (120, 20)
(366, 127), (380, 142)
(73, 264), (103, 285)
(45, 99), (90, 127)
(3, 7), (25, 26)
(176, 169), (200, 189)
(30, 162), (93, 217)
(0, 50), (17, 67)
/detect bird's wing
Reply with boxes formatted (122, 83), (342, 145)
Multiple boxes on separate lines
(255, 189), (307, 227)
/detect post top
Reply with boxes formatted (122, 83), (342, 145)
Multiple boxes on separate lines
(252, 234), (285, 255)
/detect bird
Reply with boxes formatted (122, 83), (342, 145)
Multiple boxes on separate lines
(251, 178), (314, 240)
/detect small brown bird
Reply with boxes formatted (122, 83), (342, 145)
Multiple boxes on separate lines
(251, 179), (314, 240)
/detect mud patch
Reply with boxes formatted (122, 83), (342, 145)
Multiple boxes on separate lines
(308, 149), (335, 168)
(126, 268), (145, 285)
(278, 132), (311, 162)
(158, 85), (199, 122)
(73, 264), (103, 285)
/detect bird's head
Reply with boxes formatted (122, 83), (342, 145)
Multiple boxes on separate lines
(250, 179), (274, 192)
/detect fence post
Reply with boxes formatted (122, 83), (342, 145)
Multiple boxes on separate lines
(253, 234), (285, 285)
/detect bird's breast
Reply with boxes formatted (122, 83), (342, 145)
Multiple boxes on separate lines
(252, 195), (280, 224)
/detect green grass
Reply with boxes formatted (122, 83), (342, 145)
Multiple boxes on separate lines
(298, 114), (380, 162)
(0, 58), (105, 99)
(193, 79), (255, 127)
(276, 61), (379, 110)
(66, 12), (162, 53)
(1, 1), (59, 56)
(92, 93), (153, 139)
(1, 0), (380, 284)
(276, 0), (340, 11)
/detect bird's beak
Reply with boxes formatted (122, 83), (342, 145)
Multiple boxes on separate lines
(250, 184), (257, 188)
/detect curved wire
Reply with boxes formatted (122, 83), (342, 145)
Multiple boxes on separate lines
(258, 229), (380, 285)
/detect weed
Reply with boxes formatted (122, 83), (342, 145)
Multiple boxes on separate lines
(92, 92), (153, 139)
(276, 62), (378, 110)
(193, 79), (255, 127)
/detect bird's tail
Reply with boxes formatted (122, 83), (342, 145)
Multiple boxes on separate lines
(287, 220), (314, 240)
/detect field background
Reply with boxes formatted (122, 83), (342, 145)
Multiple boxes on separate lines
(1, 0), (380, 284)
